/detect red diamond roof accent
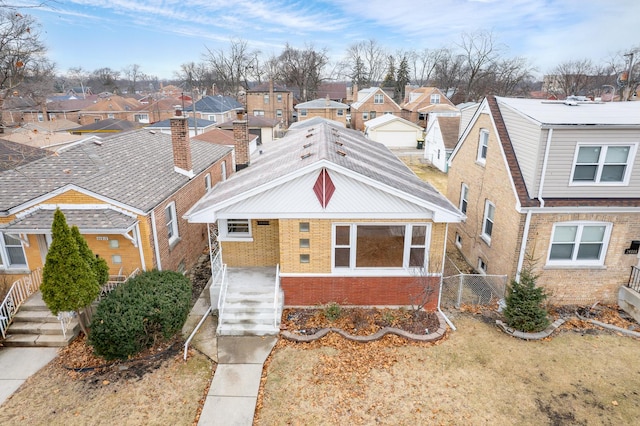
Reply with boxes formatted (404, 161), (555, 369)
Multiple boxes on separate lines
(313, 168), (335, 208)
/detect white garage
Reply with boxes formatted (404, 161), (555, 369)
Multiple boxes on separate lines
(363, 114), (424, 148)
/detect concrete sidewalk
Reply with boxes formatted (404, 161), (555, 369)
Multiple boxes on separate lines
(0, 347), (59, 406)
(197, 336), (277, 426)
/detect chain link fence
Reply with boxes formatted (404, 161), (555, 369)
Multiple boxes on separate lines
(441, 254), (507, 309)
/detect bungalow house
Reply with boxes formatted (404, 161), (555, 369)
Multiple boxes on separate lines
(191, 95), (243, 124)
(0, 112), (233, 286)
(364, 114), (424, 149)
(294, 97), (349, 126)
(69, 118), (143, 136)
(185, 118), (464, 334)
(77, 95), (142, 125)
(350, 87), (402, 131)
(193, 123), (259, 171)
(246, 81), (294, 126)
(447, 96), (640, 305)
(401, 87), (459, 129)
(423, 116), (461, 172)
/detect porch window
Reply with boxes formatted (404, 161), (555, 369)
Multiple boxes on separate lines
(226, 219), (250, 236)
(1, 234), (27, 267)
(333, 223), (429, 270)
(165, 202), (179, 244)
(548, 222), (611, 266)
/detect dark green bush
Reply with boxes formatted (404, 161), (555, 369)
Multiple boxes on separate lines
(503, 259), (550, 333)
(89, 270), (191, 360)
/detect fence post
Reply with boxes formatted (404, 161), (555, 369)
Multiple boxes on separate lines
(456, 274), (464, 308)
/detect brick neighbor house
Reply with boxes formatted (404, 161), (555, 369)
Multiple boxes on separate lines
(294, 97), (349, 126)
(186, 118), (464, 311)
(246, 81), (294, 127)
(350, 87), (402, 131)
(0, 112), (234, 283)
(447, 95), (640, 304)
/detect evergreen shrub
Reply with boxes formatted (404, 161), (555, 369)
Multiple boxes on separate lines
(89, 270), (191, 360)
(503, 259), (550, 333)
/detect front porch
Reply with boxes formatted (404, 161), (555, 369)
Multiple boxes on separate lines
(212, 266), (283, 336)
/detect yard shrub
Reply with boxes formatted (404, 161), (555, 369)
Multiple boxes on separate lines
(503, 259), (550, 333)
(89, 270), (191, 360)
(323, 302), (342, 321)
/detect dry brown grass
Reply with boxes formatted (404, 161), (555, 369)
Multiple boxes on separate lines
(0, 347), (213, 425)
(399, 154), (449, 194)
(256, 314), (640, 425)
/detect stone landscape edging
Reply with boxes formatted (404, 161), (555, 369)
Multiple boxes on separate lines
(495, 318), (566, 340)
(281, 311), (447, 343)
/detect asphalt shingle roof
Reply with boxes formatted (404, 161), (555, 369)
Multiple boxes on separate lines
(0, 129), (232, 213)
(194, 96), (242, 113)
(5, 207), (137, 233)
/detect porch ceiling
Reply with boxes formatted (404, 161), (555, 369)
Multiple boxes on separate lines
(3, 208), (138, 234)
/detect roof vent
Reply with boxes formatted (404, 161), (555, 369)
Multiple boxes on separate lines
(149, 130), (156, 134)
(335, 140), (343, 146)
(305, 133), (313, 138)
(301, 152), (312, 159)
(337, 150), (346, 156)
(303, 142), (312, 148)
(93, 140), (103, 146)
(307, 128), (314, 132)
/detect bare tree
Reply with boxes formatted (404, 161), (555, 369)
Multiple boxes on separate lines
(122, 63), (143, 94)
(19, 57), (55, 118)
(340, 39), (388, 87)
(479, 56), (535, 97)
(548, 59), (594, 97)
(90, 67), (121, 93)
(408, 48), (444, 87)
(458, 30), (503, 101)
(66, 66), (89, 97)
(432, 48), (465, 100)
(274, 43), (328, 101)
(204, 38), (260, 96)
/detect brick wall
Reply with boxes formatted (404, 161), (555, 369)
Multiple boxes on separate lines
(281, 275), (440, 308)
(170, 115), (193, 173)
(232, 117), (250, 168)
(220, 219), (280, 267)
(446, 112), (523, 278)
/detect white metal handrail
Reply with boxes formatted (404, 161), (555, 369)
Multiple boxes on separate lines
(183, 305), (212, 361)
(273, 264), (280, 329)
(216, 264), (228, 327)
(0, 268), (42, 339)
(98, 268), (141, 301)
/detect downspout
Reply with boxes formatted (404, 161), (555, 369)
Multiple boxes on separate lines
(537, 128), (553, 208)
(150, 210), (162, 271)
(515, 210), (532, 282)
(438, 223), (456, 331)
(135, 223), (146, 271)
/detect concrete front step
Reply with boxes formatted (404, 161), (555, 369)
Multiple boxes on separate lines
(2, 332), (78, 347)
(9, 320), (80, 335)
(13, 310), (66, 323)
(217, 323), (280, 336)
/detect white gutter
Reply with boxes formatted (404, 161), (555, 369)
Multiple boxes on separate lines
(150, 210), (162, 271)
(437, 223), (456, 331)
(135, 223), (146, 271)
(515, 210), (533, 282)
(537, 128), (553, 208)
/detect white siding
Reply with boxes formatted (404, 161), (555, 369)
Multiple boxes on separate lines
(542, 128), (640, 198)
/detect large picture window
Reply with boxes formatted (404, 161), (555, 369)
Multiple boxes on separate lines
(571, 144), (635, 184)
(333, 223), (429, 270)
(548, 222), (611, 266)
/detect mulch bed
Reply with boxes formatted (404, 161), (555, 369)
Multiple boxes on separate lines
(281, 307), (441, 337)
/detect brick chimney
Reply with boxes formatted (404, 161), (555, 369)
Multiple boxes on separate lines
(232, 109), (250, 171)
(170, 109), (194, 178)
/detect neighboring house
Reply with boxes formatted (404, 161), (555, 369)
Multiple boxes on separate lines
(77, 95), (142, 125)
(0, 139), (49, 171)
(316, 82), (349, 102)
(193, 120), (260, 170)
(135, 97), (191, 124)
(186, 118), (464, 307)
(401, 87), (458, 128)
(364, 114), (424, 149)
(424, 116), (460, 172)
(246, 81), (294, 126)
(216, 114), (282, 145)
(146, 117), (217, 137)
(350, 87), (402, 131)
(457, 102), (480, 138)
(192, 95), (243, 124)
(294, 97), (349, 126)
(0, 113), (233, 284)
(1, 125), (87, 151)
(447, 95), (640, 304)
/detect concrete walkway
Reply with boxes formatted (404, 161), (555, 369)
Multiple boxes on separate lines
(197, 335), (277, 426)
(0, 347), (58, 406)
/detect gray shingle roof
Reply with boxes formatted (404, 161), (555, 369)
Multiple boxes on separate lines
(0, 129), (232, 214)
(4, 207), (137, 233)
(188, 120), (460, 218)
(194, 96), (242, 113)
(295, 98), (348, 110)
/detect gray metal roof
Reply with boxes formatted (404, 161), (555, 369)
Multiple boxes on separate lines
(497, 96), (640, 126)
(4, 207), (137, 233)
(0, 129), (232, 214)
(295, 99), (348, 110)
(187, 120), (461, 219)
(194, 96), (242, 113)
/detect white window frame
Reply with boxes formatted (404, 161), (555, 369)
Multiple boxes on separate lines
(455, 233), (462, 248)
(277, 94), (283, 103)
(547, 222), (612, 267)
(219, 219), (252, 241)
(374, 94), (384, 104)
(337, 109), (344, 116)
(430, 94), (441, 104)
(205, 173), (212, 191)
(0, 233), (28, 270)
(569, 143), (636, 186)
(253, 110), (265, 116)
(165, 202), (179, 245)
(459, 183), (469, 215)
(300, 109), (307, 117)
(331, 223), (431, 274)
(362, 112), (369, 120)
(476, 129), (489, 164)
(133, 113), (149, 123)
(481, 200), (495, 244)
(263, 94), (269, 104)
(276, 109), (283, 118)
(477, 258), (487, 274)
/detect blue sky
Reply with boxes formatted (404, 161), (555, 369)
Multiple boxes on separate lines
(19, 0), (640, 80)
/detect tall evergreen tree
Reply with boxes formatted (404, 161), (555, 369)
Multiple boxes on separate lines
(41, 209), (100, 334)
(382, 55), (396, 88)
(71, 225), (109, 286)
(395, 55), (410, 103)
